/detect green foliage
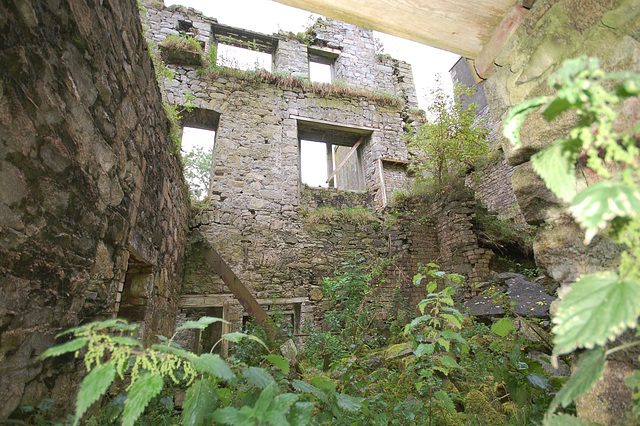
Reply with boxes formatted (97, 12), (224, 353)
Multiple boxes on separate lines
(160, 34), (203, 53)
(405, 83), (491, 186)
(304, 206), (380, 231)
(504, 56), (640, 420)
(182, 145), (213, 201)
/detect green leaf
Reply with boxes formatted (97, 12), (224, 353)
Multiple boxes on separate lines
(151, 344), (193, 359)
(267, 354), (290, 375)
(543, 98), (572, 121)
(291, 380), (326, 403)
(569, 180), (640, 244)
(222, 332), (268, 350)
(211, 406), (252, 426)
(39, 338), (88, 360)
(254, 383), (277, 417)
(426, 281), (437, 293)
(491, 318), (515, 337)
(547, 348), (605, 415)
(503, 96), (549, 147)
(414, 343), (434, 357)
(243, 366), (275, 389)
(193, 353), (235, 381)
(176, 316), (228, 332)
(288, 401), (314, 426)
(441, 313), (461, 328)
(543, 413), (589, 426)
(441, 330), (467, 345)
(182, 378), (218, 426)
(437, 337), (451, 352)
(310, 376), (337, 393)
(531, 139), (582, 202)
(273, 393), (299, 413)
(122, 372), (164, 426)
(335, 393), (363, 412)
(73, 362), (116, 425)
(552, 272), (640, 359)
(434, 389), (456, 412)
(440, 355), (460, 370)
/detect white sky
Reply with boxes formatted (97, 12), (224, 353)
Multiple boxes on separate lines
(165, 0), (460, 109)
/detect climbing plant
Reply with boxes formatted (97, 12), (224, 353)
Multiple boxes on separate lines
(504, 55), (640, 423)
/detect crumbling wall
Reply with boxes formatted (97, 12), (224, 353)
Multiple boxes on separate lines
(0, 0), (189, 418)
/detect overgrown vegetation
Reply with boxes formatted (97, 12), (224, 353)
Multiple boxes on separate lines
(160, 34), (203, 54)
(32, 261), (564, 425)
(405, 83), (491, 187)
(182, 145), (213, 201)
(196, 51), (400, 106)
(504, 56), (640, 424)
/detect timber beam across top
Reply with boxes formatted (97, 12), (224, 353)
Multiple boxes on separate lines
(272, 0), (533, 78)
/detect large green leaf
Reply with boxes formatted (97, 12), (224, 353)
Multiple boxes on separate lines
(414, 343), (434, 357)
(491, 318), (515, 337)
(176, 316), (228, 332)
(503, 96), (549, 146)
(193, 353), (234, 381)
(253, 383), (277, 417)
(222, 332), (268, 350)
(335, 393), (363, 412)
(243, 366), (275, 389)
(531, 139), (582, 202)
(552, 272), (640, 360)
(267, 354), (290, 375)
(182, 378), (218, 426)
(122, 371), (164, 426)
(39, 338), (88, 360)
(211, 406), (253, 426)
(291, 380), (326, 403)
(288, 401), (314, 426)
(73, 362), (116, 425)
(547, 348), (605, 415)
(273, 393), (299, 413)
(568, 180), (640, 244)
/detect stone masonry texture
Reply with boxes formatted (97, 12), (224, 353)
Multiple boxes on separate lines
(0, 0), (189, 417)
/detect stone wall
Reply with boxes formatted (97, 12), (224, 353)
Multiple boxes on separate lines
(0, 0), (189, 418)
(483, 0), (639, 422)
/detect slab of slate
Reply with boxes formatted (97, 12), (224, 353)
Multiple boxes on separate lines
(465, 273), (556, 318)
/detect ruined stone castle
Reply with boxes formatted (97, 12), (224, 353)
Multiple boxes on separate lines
(1, 0), (638, 422)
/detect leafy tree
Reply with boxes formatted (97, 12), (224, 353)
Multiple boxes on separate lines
(182, 145), (213, 201)
(406, 83), (491, 186)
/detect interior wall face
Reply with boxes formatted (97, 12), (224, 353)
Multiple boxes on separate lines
(0, 0), (190, 417)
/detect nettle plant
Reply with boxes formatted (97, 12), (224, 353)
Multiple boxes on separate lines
(39, 318), (312, 426)
(504, 56), (640, 423)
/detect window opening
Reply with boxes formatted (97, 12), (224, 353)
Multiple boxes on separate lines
(181, 126), (216, 201)
(216, 44), (272, 72)
(308, 50), (336, 83)
(298, 125), (367, 191)
(300, 140), (329, 187)
(309, 61), (332, 83)
(117, 253), (152, 325)
(195, 307), (224, 355)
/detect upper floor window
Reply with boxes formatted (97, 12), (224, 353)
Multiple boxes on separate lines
(216, 44), (272, 72)
(308, 48), (338, 83)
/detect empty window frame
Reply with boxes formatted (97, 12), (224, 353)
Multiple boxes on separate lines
(308, 49), (336, 83)
(216, 43), (272, 72)
(298, 125), (368, 191)
(180, 108), (220, 201)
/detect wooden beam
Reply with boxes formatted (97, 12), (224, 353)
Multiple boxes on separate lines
(190, 229), (274, 336)
(272, 0), (515, 59)
(326, 135), (365, 184)
(473, 5), (528, 78)
(377, 158), (387, 208)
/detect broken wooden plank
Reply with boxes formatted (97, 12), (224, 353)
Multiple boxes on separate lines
(326, 135), (366, 184)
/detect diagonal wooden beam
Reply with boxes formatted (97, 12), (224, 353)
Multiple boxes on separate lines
(326, 135), (366, 184)
(191, 229), (276, 338)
